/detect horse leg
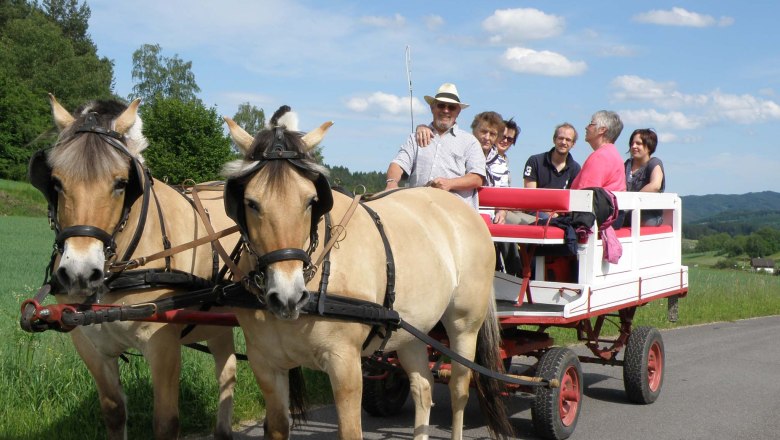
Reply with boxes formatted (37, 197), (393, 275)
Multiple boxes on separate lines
(207, 330), (237, 440)
(443, 333), (478, 440)
(246, 346), (291, 440)
(323, 349), (364, 440)
(145, 331), (182, 440)
(396, 343), (435, 440)
(69, 330), (127, 440)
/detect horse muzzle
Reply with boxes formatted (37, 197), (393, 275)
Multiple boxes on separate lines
(55, 238), (107, 297)
(264, 265), (310, 320)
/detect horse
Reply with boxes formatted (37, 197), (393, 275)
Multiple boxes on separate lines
(221, 107), (512, 440)
(27, 95), (240, 439)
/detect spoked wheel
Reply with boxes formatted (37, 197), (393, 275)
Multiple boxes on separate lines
(623, 326), (665, 404)
(361, 367), (410, 417)
(532, 347), (583, 440)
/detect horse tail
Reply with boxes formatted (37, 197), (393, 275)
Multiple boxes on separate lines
(474, 289), (514, 438)
(288, 366), (309, 425)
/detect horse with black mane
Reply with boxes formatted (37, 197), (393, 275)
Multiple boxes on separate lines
(222, 106), (513, 440)
(26, 95), (239, 439)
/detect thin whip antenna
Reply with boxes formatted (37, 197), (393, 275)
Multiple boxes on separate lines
(405, 45), (414, 133)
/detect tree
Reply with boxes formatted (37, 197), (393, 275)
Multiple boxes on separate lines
(232, 102), (265, 136)
(130, 44), (200, 105)
(0, 2), (113, 179)
(141, 97), (233, 183)
(40, 0), (95, 56)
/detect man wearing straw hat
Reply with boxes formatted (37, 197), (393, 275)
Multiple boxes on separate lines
(384, 82), (485, 210)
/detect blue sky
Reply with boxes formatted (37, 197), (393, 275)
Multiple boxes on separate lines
(87, 1), (780, 196)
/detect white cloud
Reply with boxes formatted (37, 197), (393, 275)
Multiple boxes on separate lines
(345, 92), (427, 116)
(620, 109), (704, 130)
(612, 75), (709, 108)
(632, 7), (734, 28)
(710, 90), (780, 124)
(598, 45), (636, 57)
(501, 47), (586, 77)
(360, 13), (406, 28)
(613, 75), (780, 125)
(483, 8), (564, 44)
(425, 15), (444, 30)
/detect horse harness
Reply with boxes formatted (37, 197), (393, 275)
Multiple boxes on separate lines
(24, 113), (237, 323)
(223, 127), (400, 351)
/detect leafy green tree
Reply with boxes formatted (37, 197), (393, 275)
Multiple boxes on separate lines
(327, 165), (386, 193)
(695, 232), (731, 253)
(141, 97), (233, 183)
(232, 102), (265, 136)
(40, 0), (95, 56)
(130, 44), (200, 105)
(0, 2), (112, 179)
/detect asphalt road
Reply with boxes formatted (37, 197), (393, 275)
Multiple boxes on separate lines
(195, 315), (780, 440)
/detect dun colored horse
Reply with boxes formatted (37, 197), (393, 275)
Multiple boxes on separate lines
(222, 108), (512, 440)
(29, 95), (239, 439)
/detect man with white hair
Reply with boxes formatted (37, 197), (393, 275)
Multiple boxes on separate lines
(384, 82), (485, 210)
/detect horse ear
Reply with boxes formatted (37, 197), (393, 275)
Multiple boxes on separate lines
(49, 93), (75, 131)
(301, 121), (334, 152)
(224, 116), (255, 155)
(114, 99), (141, 134)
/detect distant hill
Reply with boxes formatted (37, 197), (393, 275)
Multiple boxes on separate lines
(681, 191), (780, 223)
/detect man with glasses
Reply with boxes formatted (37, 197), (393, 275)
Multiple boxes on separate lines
(571, 110), (626, 191)
(384, 83), (485, 210)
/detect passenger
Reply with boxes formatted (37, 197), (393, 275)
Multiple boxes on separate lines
(470, 111), (506, 187)
(492, 118), (519, 188)
(570, 110), (626, 192)
(523, 122), (581, 190)
(385, 82), (485, 210)
(625, 128), (666, 226)
(503, 123), (582, 225)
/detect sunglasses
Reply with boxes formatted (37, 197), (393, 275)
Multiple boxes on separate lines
(436, 102), (459, 111)
(501, 135), (515, 143)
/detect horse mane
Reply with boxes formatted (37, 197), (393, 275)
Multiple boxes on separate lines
(222, 127), (329, 192)
(48, 99), (148, 182)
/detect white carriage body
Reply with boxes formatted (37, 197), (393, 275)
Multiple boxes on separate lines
(479, 187), (689, 323)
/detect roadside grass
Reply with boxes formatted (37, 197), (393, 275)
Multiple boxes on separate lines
(2, 188), (779, 438)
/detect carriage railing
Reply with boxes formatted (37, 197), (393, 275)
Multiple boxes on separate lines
(478, 187), (688, 320)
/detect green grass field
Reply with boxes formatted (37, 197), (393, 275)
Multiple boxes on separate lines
(0, 216), (333, 439)
(2, 180), (779, 439)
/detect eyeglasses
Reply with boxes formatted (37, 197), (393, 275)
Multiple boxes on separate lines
(436, 102), (459, 112)
(501, 136), (515, 143)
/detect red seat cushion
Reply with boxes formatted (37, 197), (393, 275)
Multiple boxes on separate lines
(613, 225), (673, 238)
(487, 224), (565, 240)
(478, 187), (571, 211)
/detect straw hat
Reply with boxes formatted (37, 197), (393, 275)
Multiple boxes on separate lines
(424, 83), (469, 109)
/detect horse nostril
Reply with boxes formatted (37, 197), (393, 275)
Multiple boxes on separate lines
(266, 291), (283, 311)
(88, 268), (104, 283)
(296, 290), (311, 309)
(56, 267), (72, 287)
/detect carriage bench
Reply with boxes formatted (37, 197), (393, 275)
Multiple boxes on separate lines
(477, 187), (689, 324)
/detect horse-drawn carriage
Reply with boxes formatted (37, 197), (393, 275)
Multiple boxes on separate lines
(20, 98), (687, 440)
(360, 187), (688, 439)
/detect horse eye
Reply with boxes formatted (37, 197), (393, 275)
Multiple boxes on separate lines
(113, 178), (128, 193)
(52, 177), (63, 193)
(246, 199), (260, 213)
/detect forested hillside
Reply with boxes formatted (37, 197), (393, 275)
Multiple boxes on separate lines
(681, 191), (780, 223)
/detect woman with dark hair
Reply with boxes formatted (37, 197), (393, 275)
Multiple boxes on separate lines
(625, 128), (665, 225)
